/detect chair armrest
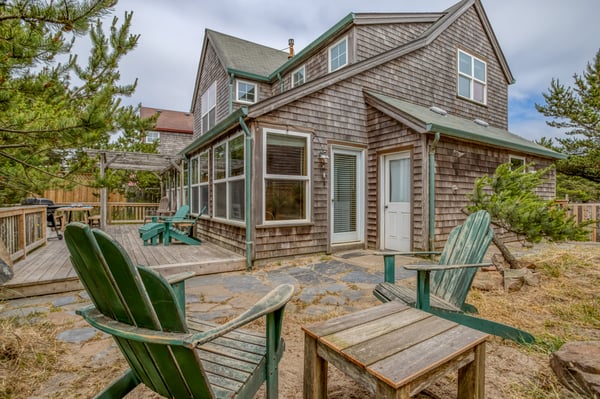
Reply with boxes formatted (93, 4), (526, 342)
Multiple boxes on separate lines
(404, 262), (491, 271)
(374, 251), (442, 257)
(76, 284), (295, 349)
(166, 272), (196, 285)
(190, 284), (295, 346)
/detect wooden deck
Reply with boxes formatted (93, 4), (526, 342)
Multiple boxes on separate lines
(1, 225), (246, 300)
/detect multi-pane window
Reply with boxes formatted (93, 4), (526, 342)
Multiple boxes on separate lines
(458, 50), (486, 104)
(191, 152), (210, 215)
(201, 82), (216, 133)
(264, 130), (310, 223)
(199, 151), (209, 214)
(292, 65), (305, 87)
(213, 135), (245, 222)
(236, 80), (257, 104)
(190, 157), (199, 214)
(145, 131), (159, 144)
(329, 37), (348, 72)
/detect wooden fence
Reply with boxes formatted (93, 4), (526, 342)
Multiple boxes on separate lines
(0, 205), (47, 263)
(558, 201), (600, 242)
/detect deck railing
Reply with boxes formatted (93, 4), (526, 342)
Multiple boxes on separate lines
(0, 205), (47, 262)
(0, 202), (159, 262)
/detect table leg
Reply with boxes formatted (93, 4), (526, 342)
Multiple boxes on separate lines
(303, 333), (327, 399)
(457, 342), (486, 399)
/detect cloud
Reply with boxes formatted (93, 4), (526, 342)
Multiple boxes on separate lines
(101, 0), (600, 140)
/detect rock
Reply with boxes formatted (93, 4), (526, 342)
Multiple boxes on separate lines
(550, 341), (600, 398)
(0, 240), (13, 284)
(503, 268), (539, 292)
(472, 270), (503, 291)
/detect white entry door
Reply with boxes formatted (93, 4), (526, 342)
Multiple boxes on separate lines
(383, 152), (411, 251)
(331, 148), (364, 244)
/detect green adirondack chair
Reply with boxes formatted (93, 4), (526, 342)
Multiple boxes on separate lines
(64, 222), (294, 398)
(165, 206), (208, 246)
(373, 210), (535, 344)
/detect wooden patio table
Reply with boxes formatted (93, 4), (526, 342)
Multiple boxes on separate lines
(302, 301), (489, 399)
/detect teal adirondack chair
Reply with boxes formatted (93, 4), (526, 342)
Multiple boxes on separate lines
(373, 210), (535, 344)
(65, 222), (294, 398)
(165, 206), (208, 246)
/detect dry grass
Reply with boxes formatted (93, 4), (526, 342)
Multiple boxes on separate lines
(0, 317), (66, 398)
(0, 243), (598, 398)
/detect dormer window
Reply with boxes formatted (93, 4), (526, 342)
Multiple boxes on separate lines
(457, 50), (486, 104)
(329, 37), (348, 72)
(292, 65), (305, 87)
(236, 80), (257, 104)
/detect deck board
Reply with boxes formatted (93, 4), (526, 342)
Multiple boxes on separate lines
(1, 225), (246, 299)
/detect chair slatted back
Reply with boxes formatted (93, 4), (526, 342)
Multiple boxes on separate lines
(170, 205), (190, 221)
(430, 210), (493, 309)
(64, 223), (214, 398)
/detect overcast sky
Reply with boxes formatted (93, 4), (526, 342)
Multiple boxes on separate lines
(102, 0), (600, 142)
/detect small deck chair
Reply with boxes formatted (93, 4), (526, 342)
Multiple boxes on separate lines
(65, 222), (294, 398)
(373, 210), (534, 344)
(144, 196), (173, 223)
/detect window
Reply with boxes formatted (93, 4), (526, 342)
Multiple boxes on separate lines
(213, 135), (245, 221)
(201, 82), (216, 133)
(264, 130), (310, 223)
(236, 80), (257, 104)
(509, 155), (525, 171)
(329, 37), (348, 72)
(190, 152), (209, 215)
(292, 65), (305, 87)
(457, 50), (486, 104)
(145, 131), (159, 144)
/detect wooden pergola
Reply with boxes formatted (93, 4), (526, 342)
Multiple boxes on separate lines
(85, 150), (182, 228)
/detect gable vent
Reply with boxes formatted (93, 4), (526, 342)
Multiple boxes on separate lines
(429, 106), (447, 116)
(473, 118), (489, 127)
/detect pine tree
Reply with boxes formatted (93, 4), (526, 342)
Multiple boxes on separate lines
(536, 49), (600, 185)
(467, 163), (588, 269)
(0, 1), (151, 203)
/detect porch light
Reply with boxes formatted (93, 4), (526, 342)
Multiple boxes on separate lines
(318, 151), (329, 165)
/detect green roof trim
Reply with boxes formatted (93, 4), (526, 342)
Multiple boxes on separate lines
(269, 13), (356, 80)
(364, 91), (565, 160)
(227, 68), (271, 82)
(181, 107), (248, 156)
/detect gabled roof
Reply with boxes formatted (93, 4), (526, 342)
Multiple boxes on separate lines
(206, 30), (290, 79)
(140, 107), (193, 134)
(248, 0), (513, 118)
(364, 91), (565, 160)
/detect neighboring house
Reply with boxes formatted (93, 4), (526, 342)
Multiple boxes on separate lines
(173, 0), (564, 265)
(140, 107), (194, 155)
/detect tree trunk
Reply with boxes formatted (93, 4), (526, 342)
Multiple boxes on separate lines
(492, 235), (520, 269)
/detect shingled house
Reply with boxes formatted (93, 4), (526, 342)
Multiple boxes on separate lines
(172, 0), (563, 266)
(140, 107), (193, 156)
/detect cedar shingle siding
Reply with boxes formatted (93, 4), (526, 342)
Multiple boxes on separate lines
(182, 0), (563, 262)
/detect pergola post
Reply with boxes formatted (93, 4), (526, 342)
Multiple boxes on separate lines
(100, 152), (107, 229)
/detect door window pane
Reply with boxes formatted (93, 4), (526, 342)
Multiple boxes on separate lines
(389, 158), (410, 202)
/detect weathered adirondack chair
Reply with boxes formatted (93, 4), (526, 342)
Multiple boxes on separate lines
(373, 210), (535, 344)
(165, 206), (208, 246)
(65, 222), (294, 398)
(144, 196), (173, 223)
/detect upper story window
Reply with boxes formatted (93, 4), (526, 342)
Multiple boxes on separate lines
(292, 65), (305, 87)
(329, 37), (348, 72)
(145, 131), (159, 144)
(201, 82), (216, 133)
(236, 80), (257, 104)
(457, 50), (486, 104)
